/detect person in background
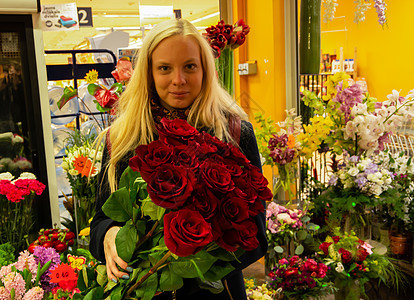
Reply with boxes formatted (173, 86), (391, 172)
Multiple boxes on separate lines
(90, 18), (267, 299)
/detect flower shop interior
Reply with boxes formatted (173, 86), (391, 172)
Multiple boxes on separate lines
(2, 0), (414, 299)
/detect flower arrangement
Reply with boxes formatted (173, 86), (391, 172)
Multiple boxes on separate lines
(61, 129), (103, 235)
(0, 133), (32, 177)
(318, 229), (398, 299)
(268, 255), (333, 300)
(204, 19), (250, 95)
(303, 73), (414, 156)
(244, 278), (276, 300)
(0, 172), (45, 253)
(265, 202), (319, 272)
(90, 118), (271, 299)
(28, 228), (76, 254)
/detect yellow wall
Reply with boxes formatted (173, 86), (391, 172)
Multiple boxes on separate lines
(232, 0), (287, 184)
(321, 1), (414, 100)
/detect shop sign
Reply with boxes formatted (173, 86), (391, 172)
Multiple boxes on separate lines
(41, 3), (79, 31)
(77, 7), (93, 27)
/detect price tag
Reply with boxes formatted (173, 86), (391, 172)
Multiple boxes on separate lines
(77, 7), (93, 27)
(50, 263), (78, 283)
(67, 254), (86, 271)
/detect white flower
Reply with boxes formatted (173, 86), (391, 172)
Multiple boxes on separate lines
(277, 213), (295, 225)
(12, 134), (23, 144)
(335, 262), (344, 273)
(18, 172), (36, 180)
(347, 167), (359, 177)
(0, 172), (14, 181)
(323, 0), (338, 23)
(61, 161), (69, 171)
(69, 169), (78, 176)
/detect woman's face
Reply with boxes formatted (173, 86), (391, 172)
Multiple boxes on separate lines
(151, 35), (203, 110)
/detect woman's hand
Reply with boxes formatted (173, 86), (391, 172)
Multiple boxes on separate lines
(104, 226), (132, 282)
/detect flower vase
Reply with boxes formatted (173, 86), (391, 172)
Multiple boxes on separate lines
(334, 278), (360, 300)
(389, 231), (413, 262)
(73, 194), (95, 247)
(215, 47), (234, 96)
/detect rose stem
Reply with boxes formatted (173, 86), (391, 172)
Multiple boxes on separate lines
(135, 220), (159, 249)
(125, 251), (172, 297)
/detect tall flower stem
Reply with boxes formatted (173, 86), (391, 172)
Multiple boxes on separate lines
(125, 251), (172, 298)
(215, 48), (234, 96)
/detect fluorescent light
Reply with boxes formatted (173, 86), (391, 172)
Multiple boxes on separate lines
(101, 15), (140, 18)
(139, 5), (173, 19)
(191, 12), (220, 24)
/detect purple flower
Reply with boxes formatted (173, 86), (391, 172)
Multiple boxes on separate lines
(349, 156), (360, 164)
(328, 174), (338, 186)
(333, 83), (364, 123)
(355, 176), (368, 188)
(33, 247), (61, 293)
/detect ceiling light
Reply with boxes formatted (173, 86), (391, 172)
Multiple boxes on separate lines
(190, 12), (220, 24)
(139, 5), (173, 19)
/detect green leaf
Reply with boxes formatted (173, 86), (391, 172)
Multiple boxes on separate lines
(76, 267), (87, 291)
(274, 246), (284, 254)
(295, 244), (304, 255)
(96, 265), (107, 286)
(102, 187), (133, 222)
(141, 198), (166, 221)
(159, 265), (184, 291)
(170, 251), (217, 278)
(136, 220), (147, 239)
(297, 230), (308, 241)
(116, 222), (138, 262)
(104, 279), (117, 293)
(87, 83), (101, 96)
(197, 278), (224, 294)
(82, 266), (89, 288)
(84, 286), (104, 300)
(110, 284), (122, 300)
(203, 263), (235, 282)
(143, 272), (158, 300)
(119, 167), (138, 190)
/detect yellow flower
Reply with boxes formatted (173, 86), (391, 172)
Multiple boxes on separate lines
(79, 227), (90, 236)
(323, 72), (351, 101)
(84, 69), (99, 84)
(287, 134), (296, 149)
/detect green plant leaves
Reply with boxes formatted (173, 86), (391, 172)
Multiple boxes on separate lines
(116, 222), (138, 262)
(83, 286), (104, 300)
(203, 263), (235, 282)
(141, 198), (166, 221)
(170, 251), (217, 278)
(102, 187), (132, 222)
(159, 265), (184, 291)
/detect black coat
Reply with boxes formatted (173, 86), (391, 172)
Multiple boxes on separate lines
(90, 120), (268, 299)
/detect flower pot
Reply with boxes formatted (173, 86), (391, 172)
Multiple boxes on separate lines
(389, 232), (413, 262)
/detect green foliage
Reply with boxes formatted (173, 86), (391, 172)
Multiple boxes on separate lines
(253, 112), (278, 167)
(0, 243), (15, 267)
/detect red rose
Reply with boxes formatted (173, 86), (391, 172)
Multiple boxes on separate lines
(339, 248), (353, 264)
(187, 187), (219, 220)
(164, 209), (213, 257)
(317, 263), (328, 278)
(216, 219), (258, 252)
(223, 158), (243, 176)
(356, 247), (369, 262)
(218, 196), (250, 230)
(319, 242), (332, 256)
(200, 160), (234, 193)
(248, 167), (273, 202)
(289, 255), (300, 266)
(227, 144), (250, 166)
(304, 259), (318, 272)
(332, 236), (340, 243)
(130, 140), (173, 175)
(194, 132), (228, 157)
(172, 142), (200, 170)
(156, 118), (199, 146)
(146, 164), (196, 209)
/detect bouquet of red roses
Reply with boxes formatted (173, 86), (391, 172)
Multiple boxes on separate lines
(93, 118), (271, 299)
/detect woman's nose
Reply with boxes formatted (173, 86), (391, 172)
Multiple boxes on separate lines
(172, 70), (186, 86)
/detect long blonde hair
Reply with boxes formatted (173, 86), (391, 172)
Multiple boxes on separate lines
(102, 18), (247, 192)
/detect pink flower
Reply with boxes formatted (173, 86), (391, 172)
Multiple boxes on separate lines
(277, 213), (295, 224)
(15, 251), (37, 282)
(3, 272), (26, 299)
(23, 287), (44, 300)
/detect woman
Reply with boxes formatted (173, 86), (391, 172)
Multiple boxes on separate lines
(90, 18), (267, 299)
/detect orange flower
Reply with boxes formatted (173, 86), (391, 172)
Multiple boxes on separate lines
(287, 134), (296, 149)
(73, 155), (96, 177)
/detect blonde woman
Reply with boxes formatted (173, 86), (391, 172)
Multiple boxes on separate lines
(90, 18), (267, 300)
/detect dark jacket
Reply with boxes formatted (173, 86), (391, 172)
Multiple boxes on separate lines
(90, 120), (268, 299)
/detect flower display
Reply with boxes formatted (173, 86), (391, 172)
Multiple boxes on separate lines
(61, 130), (103, 234)
(95, 118), (271, 299)
(203, 19), (250, 58)
(0, 172), (45, 253)
(302, 72), (414, 156)
(111, 57), (133, 84)
(244, 278), (276, 300)
(28, 228), (75, 255)
(268, 256), (332, 300)
(318, 230), (396, 298)
(322, 0), (338, 23)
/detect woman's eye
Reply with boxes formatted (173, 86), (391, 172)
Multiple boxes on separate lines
(185, 64), (197, 70)
(158, 66), (169, 71)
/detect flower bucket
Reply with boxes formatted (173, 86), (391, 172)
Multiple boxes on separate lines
(389, 232), (413, 262)
(334, 278), (360, 300)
